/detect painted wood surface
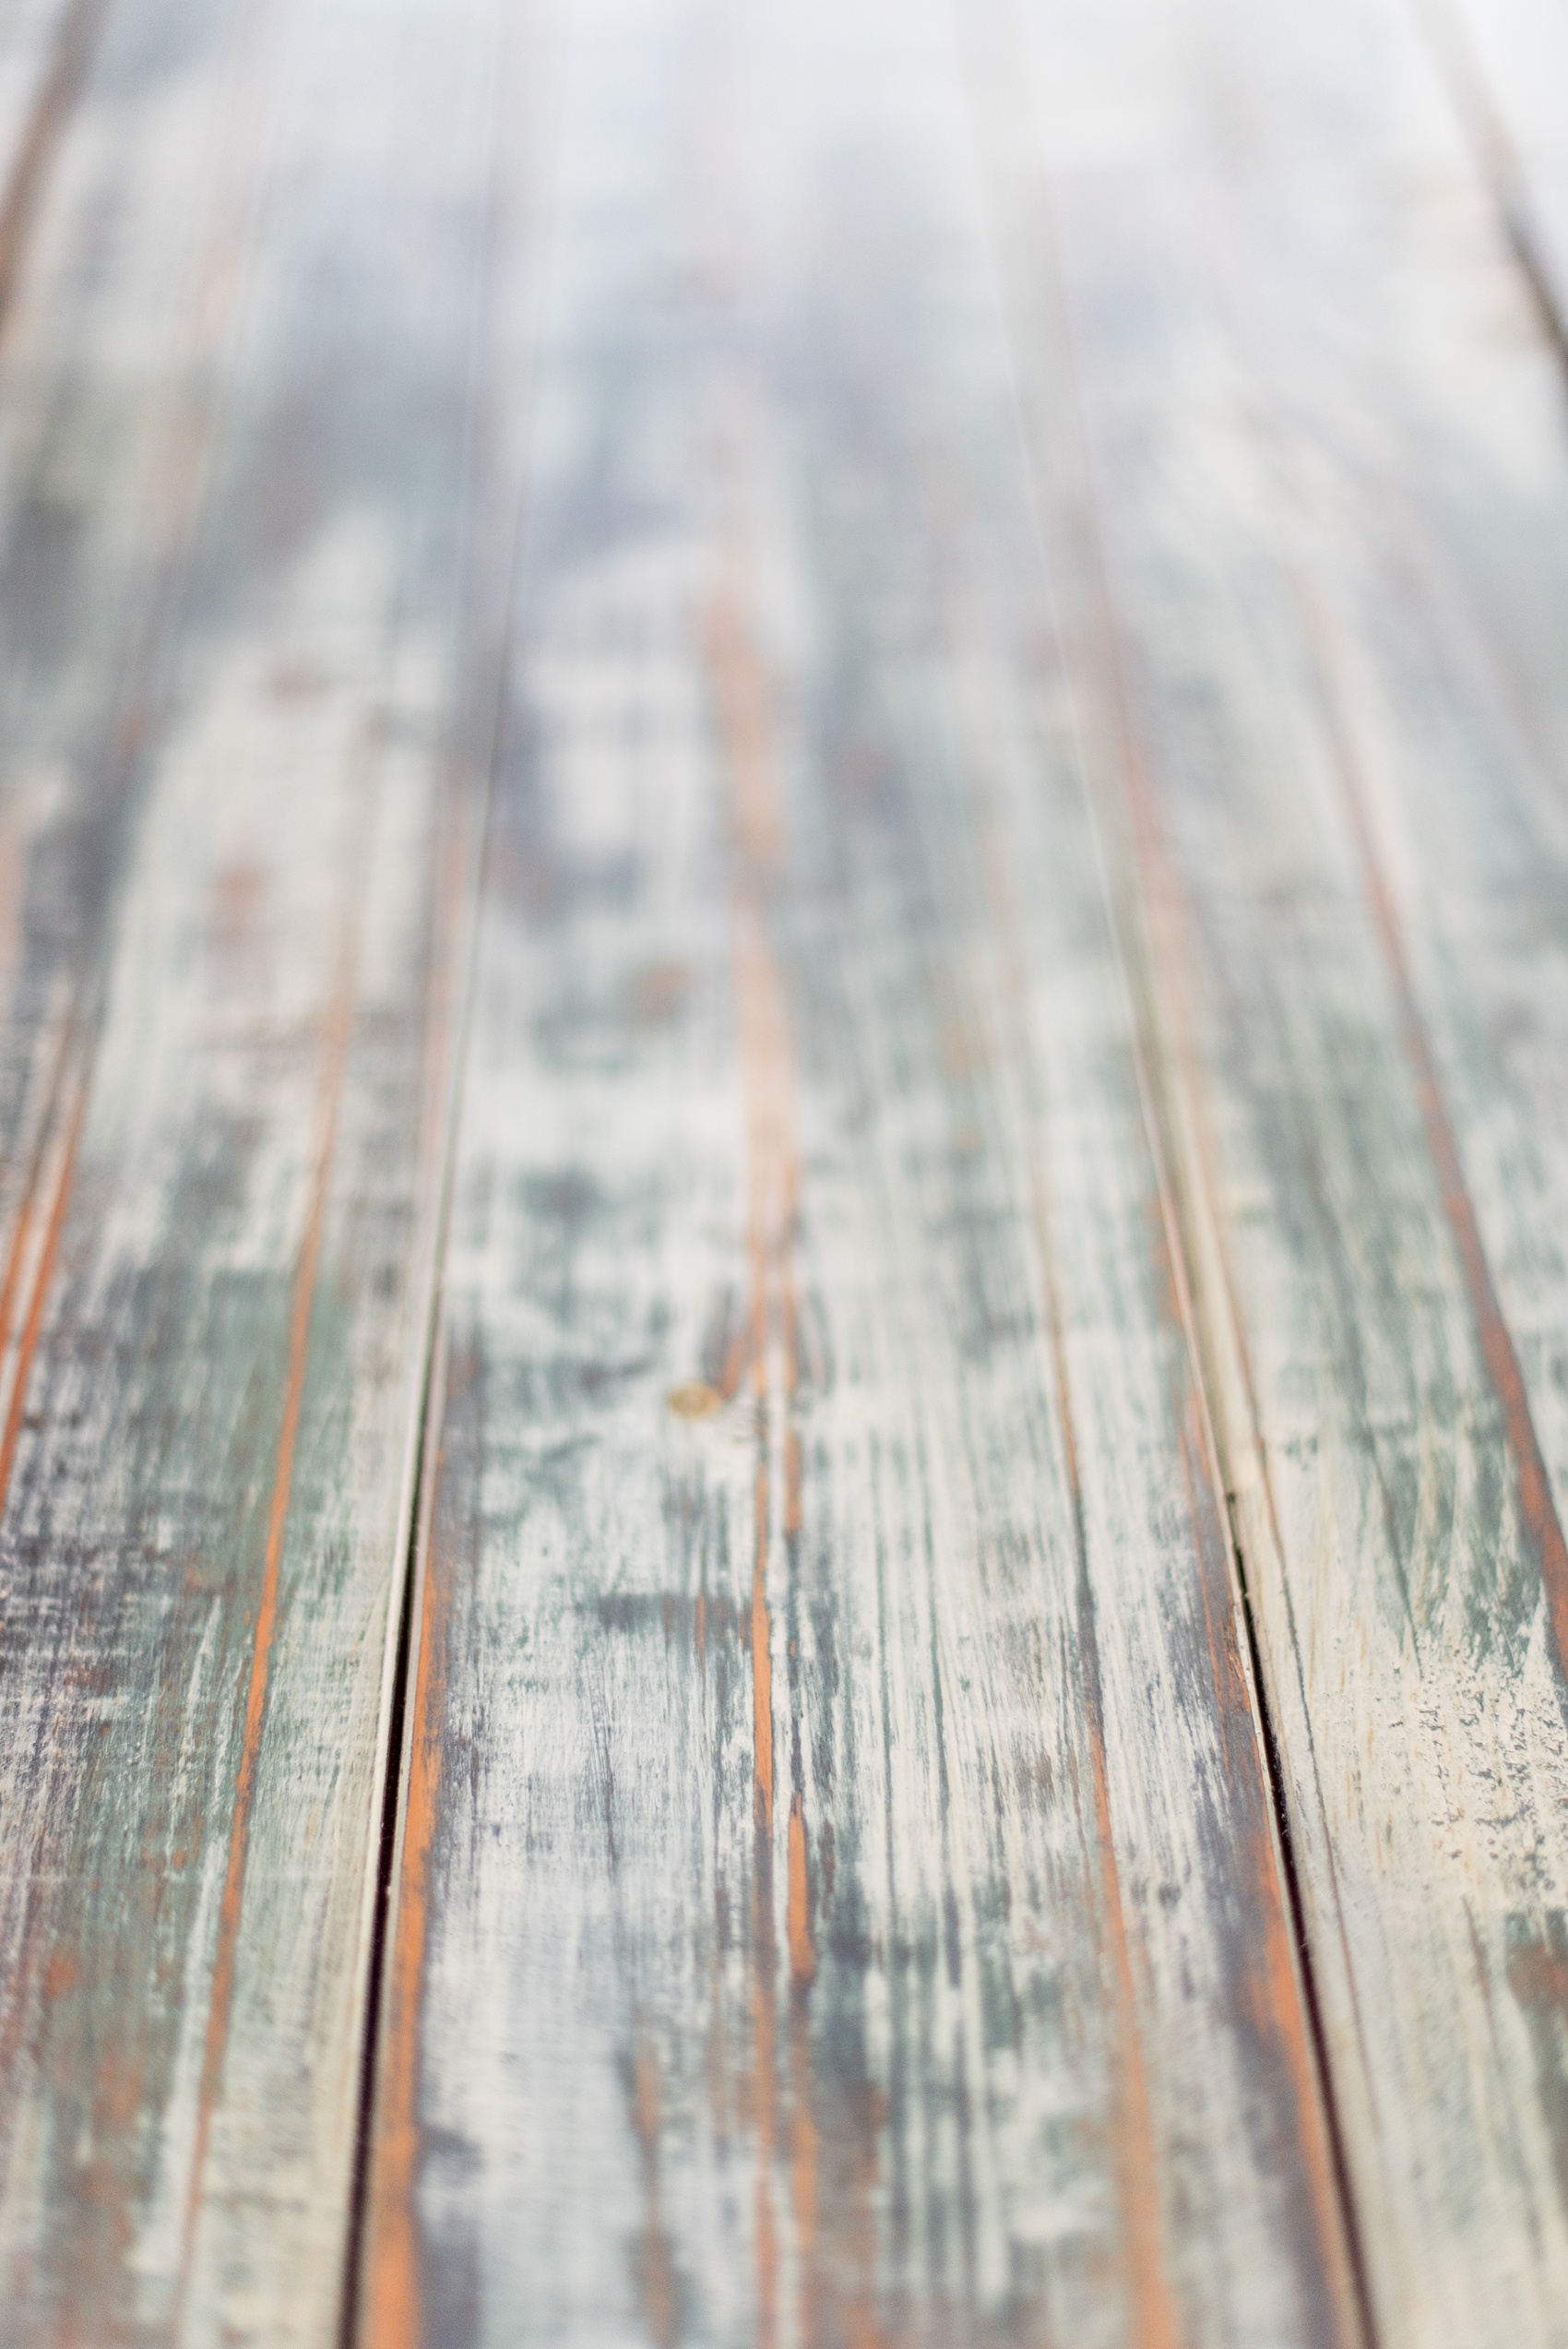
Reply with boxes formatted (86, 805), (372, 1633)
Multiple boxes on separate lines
(0, 0), (101, 312)
(968, 0), (1568, 2339)
(3, 0), (1568, 2337)
(359, 0), (1367, 2342)
(1425, 0), (1568, 346)
(0, 0), (553, 2337)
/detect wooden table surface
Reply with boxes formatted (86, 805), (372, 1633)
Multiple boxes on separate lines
(0, 0), (1565, 2341)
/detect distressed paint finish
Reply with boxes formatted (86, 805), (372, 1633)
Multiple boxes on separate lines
(973, 0), (1568, 2338)
(0, 0), (552, 2339)
(6, 0), (1568, 2336)
(361, 0), (1360, 2342)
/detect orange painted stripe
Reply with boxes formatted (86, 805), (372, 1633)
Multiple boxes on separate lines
(719, 628), (797, 1842)
(0, 1064), (89, 1519)
(706, 590), (784, 871)
(0, 1149), (44, 1387)
(729, 870), (797, 1854)
(787, 1793), (815, 1986)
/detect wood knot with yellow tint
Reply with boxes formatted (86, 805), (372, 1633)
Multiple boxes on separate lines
(666, 1381), (723, 1420)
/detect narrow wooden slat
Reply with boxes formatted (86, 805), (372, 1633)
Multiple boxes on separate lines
(0, 0), (554, 2336)
(0, 0), (283, 1336)
(971, 0), (1568, 2337)
(360, 0), (1362, 2340)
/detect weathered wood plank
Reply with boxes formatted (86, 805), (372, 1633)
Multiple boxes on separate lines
(1423, 0), (1568, 347)
(0, 0), (286, 1336)
(0, 2), (101, 323)
(360, 0), (1363, 2341)
(969, 0), (1568, 2337)
(0, 0), (553, 2337)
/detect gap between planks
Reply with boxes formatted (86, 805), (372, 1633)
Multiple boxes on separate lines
(955, 2), (1380, 2334)
(337, 7), (569, 2338)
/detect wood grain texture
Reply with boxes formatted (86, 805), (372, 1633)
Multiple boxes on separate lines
(360, 0), (1362, 2342)
(0, 0), (552, 2337)
(969, 0), (1568, 2338)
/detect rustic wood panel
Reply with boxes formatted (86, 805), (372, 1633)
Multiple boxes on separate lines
(0, 0), (554, 2336)
(360, 0), (1364, 2342)
(968, 0), (1568, 2338)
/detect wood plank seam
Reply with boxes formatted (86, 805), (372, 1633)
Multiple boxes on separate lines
(350, 0), (1396, 2326)
(953, 1), (1379, 2334)
(1028, 389), (1385, 2348)
(1296, 578), (1568, 1707)
(0, 0), (534, 2321)
(339, 27), (564, 2325)
(1231, 1526), (1378, 2343)
(1016, 214), (1386, 2349)
(348, 10), (570, 2338)
(340, 1302), (444, 2349)
(968, 106), (1412, 2339)
(354, 1304), (452, 2349)
(969, 0), (1568, 2327)
(1167, 49), (1568, 2309)
(175, 708), (381, 2328)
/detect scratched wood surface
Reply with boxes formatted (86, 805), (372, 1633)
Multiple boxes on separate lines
(964, 0), (1568, 2340)
(356, 0), (1371, 2343)
(0, 0), (551, 2337)
(5, 0), (1568, 2338)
